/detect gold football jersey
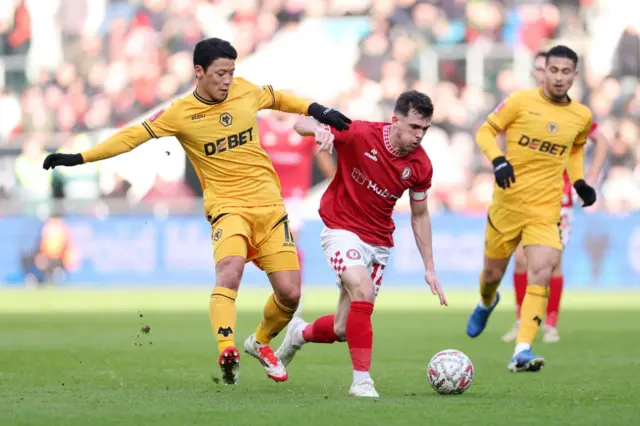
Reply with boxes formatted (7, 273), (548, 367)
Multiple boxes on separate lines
(81, 77), (311, 217)
(485, 88), (592, 217)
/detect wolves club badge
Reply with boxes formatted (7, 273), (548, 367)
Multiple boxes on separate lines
(346, 249), (361, 260)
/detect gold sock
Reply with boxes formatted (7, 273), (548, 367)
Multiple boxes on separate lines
(516, 285), (549, 345)
(480, 274), (500, 306)
(209, 287), (238, 353)
(255, 293), (296, 345)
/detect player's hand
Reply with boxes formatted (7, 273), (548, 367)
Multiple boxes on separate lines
(573, 179), (596, 207)
(425, 270), (447, 306)
(492, 156), (515, 189)
(308, 102), (352, 132)
(314, 126), (335, 154)
(42, 153), (84, 170)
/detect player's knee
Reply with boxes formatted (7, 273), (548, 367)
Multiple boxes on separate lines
(345, 277), (375, 302)
(482, 267), (504, 286)
(528, 262), (553, 285)
(275, 285), (301, 308)
(215, 257), (245, 291)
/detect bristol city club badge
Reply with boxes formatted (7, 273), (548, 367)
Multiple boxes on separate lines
(346, 249), (361, 260)
(401, 167), (412, 180)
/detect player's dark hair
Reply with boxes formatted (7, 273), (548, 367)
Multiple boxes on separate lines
(193, 38), (238, 71)
(535, 51), (547, 60)
(546, 45), (578, 68)
(394, 90), (434, 119)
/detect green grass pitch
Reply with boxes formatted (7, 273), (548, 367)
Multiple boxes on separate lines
(1, 288), (639, 425)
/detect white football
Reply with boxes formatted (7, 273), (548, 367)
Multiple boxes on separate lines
(427, 349), (474, 395)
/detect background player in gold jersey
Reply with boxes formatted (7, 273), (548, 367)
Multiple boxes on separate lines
(502, 51), (610, 344)
(41, 38), (351, 385)
(465, 45), (597, 372)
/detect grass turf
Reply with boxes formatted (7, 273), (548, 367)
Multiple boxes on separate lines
(1, 289), (638, 426)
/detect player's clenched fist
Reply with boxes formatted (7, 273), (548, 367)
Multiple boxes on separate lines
(492, 156), (516, 189)
(42, 153), (84, 170)
(573, 179), (596, 207)
(314, 127), (335, 154)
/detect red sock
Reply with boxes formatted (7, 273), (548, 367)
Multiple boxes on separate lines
(514, 272), (527, 319)
(346, 301), (374, 372)
(545, 275), (563, 327)
(302, 314), (339, 344)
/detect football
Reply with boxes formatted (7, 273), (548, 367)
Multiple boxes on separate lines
(427, 349), (474, 394)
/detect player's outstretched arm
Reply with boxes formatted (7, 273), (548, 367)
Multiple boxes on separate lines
(261, 85), (351, 131)
(43, 125), (152, 170)
(586, 132), (609, 185)
(410, 197), (447, 306)
(567, 144), (596, 207)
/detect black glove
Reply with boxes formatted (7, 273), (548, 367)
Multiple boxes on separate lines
(492, 156), (516, 189)
(308, 102), (352, 132)
(573, 179), (596, 207)
(43, 153), (84, 170)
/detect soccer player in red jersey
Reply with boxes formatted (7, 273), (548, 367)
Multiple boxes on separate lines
(275, 90), (448, 397)
(259, 110), (337, 306)
(502, 51), (609, 344)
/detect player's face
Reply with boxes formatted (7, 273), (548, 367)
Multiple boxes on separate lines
(391, 109), (431, 154)
(544, 56), (577, 100)
(195, 58), (235, 101)
(532, 56), (546, 88)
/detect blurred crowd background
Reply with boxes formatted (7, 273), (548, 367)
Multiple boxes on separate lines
(1, 0), (638, 215)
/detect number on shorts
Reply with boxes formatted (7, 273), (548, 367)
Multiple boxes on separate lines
(371, 263), (385, 297)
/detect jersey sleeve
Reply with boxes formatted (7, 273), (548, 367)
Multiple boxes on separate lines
(256, 84), (277, 110)
(409, 161), (433, 202)
(486, 92), (522, 133)
(574, 111), (593, 147)
(249, 80), (311, 115)
(319, 121), (357, 146)
(142, 103), (181, 138)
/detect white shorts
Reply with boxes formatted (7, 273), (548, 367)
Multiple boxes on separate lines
(320, 226), (391, 298)
(560, 207), (573, 247)
(284, 197), (304, 233)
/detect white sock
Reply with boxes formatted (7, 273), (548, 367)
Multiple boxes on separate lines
(292, 323), (307, 347)
(479, 298), (494, 310)
(353, 370), (371, 384)
(514, 342), (531, 356)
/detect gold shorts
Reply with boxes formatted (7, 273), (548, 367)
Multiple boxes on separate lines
(210, 205), (299, 274)
(484, 203), (562, 259)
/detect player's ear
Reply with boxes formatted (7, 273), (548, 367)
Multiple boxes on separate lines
(194, 65), (204, 80)
(391, 115), (398, 124)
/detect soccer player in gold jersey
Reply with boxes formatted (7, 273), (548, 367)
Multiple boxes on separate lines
(42, 38), (351, 385)
(465, 45), (597, 372)
(502, 51), (609, 344)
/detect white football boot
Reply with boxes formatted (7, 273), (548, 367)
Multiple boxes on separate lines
(275, 316), (307, 366)
(348, 378), (380, 398)
(501, 321), (519, 342)
(243, 333), (288, 382)
(542, 326), (560, 343)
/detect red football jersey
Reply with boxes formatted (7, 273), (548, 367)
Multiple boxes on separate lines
(259, 117), (317, 199)
(562, 121), (598, 208)
(319, 121), (433, 247)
